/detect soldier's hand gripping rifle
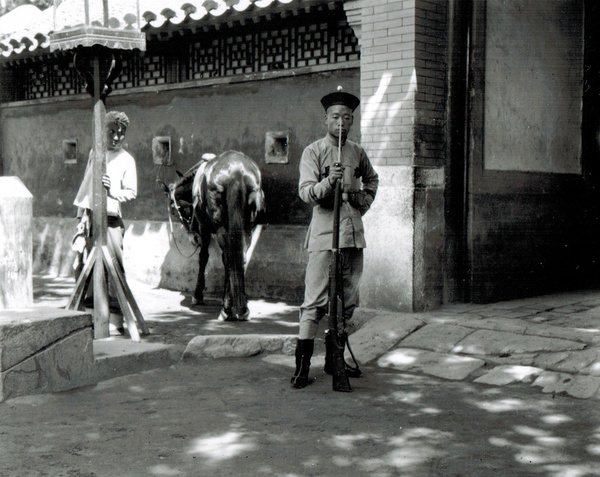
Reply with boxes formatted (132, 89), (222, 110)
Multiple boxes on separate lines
(326, 122), (353, 393)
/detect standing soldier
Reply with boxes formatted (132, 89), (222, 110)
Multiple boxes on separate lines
(292, 88), (379, 389)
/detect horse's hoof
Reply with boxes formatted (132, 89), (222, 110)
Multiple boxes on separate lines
(217, 309), (235, 322)
(191, 297), (204, 306)
(237, 309), (250, 321)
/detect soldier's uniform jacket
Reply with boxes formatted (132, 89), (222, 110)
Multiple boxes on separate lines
(299, 134), (379, 251)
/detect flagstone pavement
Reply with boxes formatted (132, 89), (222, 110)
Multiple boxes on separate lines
(32, 275), (600, 400)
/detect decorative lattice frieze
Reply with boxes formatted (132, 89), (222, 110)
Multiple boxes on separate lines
(4, 7), (359, 102)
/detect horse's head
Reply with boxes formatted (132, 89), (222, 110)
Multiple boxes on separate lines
(158, 172), (196, 236)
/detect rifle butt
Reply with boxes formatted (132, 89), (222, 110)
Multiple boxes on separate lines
(327, 328), (352, 392)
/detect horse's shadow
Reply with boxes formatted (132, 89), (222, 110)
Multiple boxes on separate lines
(156, 223), (224, 304)
(179, 294), (221, 310)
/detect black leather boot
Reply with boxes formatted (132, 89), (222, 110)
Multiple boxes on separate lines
(324, 330), (362, 378)
(290, 339), (314, 389)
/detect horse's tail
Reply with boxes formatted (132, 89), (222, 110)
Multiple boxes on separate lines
(225, 170), (248, 315)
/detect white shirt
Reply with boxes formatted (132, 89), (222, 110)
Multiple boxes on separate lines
(73, 148), (137, 217)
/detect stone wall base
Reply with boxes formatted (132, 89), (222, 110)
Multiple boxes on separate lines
(33, 218), (309, 304)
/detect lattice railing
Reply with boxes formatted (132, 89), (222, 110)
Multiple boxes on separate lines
(5, 8), (359, 102)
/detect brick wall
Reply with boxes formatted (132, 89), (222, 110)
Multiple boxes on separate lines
(345, 0), (447, 311)
(414, 0), (447, 167)
(347, 0), (447, 168)
(355, 0), (416, 167)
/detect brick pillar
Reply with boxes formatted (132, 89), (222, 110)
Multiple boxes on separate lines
(345, 0), (447, 311)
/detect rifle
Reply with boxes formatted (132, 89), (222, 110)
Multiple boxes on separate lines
(326, 119), (353, 392)
(326, 169), (352, 392)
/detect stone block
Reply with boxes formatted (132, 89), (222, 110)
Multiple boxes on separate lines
(0, 327), (94, 402)
(399, 323), (473, 353)
(532, 371), (574, 395)
(474, 365), (543, 386)
(0, 177), (33, 310)
(0, 308), (92, 371)
(531, 351), (572, 369)
(182, 334), (297, 360)
(551, 349), (600, 374)
(452, 330), (586, 356)
(348, 313), (425, 364)
(378, 347), (485, 380)
(93, 338), (180, 382)
(532, 371), (600, 399)
(566, 375), (600, 399)
(0, 307), (94, 402)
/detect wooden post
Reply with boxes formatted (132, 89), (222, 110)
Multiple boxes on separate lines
(51, 1), (148, 342)
(91, 54), (109, 339)
(65, 46), (147, 342)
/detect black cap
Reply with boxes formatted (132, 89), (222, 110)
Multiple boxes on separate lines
(320, 89), (360, 112)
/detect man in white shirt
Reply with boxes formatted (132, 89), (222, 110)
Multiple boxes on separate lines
(73, 111), (137, 334)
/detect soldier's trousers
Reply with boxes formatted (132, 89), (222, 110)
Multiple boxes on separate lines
(299, 248), (363, 340)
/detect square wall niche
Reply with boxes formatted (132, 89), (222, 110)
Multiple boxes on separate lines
(265, 131), (289, 164)
(152, 136), (172, 166)
(63, 139), (77, 164)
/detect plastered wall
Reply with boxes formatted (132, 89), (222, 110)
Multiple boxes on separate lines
(1, 70), (360, 227)
(484, 0), (583, 174)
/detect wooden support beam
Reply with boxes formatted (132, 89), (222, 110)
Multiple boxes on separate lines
(91, 54), (110, 339)
(102, 245), (149, 341)
(66, 245), (96, 311)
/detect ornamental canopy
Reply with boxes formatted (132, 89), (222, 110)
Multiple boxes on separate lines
(0, 0), (320, 60)
(49, 0), (146, 52)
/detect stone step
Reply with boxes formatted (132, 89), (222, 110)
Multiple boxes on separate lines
(93, 338), (180, 382)
(0, 306), (183, 402)
(182, 334), (297, 360)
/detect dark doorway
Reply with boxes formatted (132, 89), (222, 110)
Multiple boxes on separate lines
(444, 0), (472, 303)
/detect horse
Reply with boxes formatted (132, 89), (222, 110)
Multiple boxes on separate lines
(159, 151), (265, 321)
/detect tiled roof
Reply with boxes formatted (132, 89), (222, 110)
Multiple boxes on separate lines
(0, 0), (330, 60)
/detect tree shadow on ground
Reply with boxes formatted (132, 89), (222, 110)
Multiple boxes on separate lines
(28, 274), (600, 476)
(2, 358), (599, 477)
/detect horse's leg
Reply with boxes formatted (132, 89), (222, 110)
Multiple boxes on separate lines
(218, 252), (249, 321)
(214, 231), (233, 321)
(217, 250), (233, 321)
(215, 236), (249, 322)
(192, 228), (211, 306)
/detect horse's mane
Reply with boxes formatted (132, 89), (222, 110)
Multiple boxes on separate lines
(173, 160), (206, 189)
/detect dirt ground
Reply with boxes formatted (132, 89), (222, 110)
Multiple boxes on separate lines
(32, 275), (303, 355)
(4, 276), (599, 476)
(2, 355), (600, 477)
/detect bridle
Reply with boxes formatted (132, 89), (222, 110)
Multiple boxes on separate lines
(157, 157), (210, 258)
(169, 186), (194, 234)
(166, 184), (200, 258)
